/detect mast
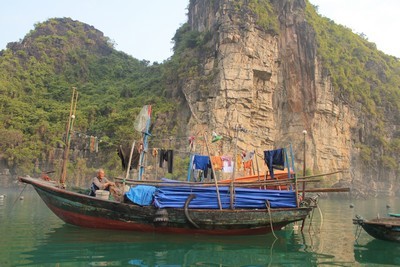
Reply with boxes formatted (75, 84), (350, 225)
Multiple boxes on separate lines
(203, 132), (222, 210)
(229, 124), (240, 209)
(123, 141), (136, 189)
(136, 105), (152, 180)
(60, 87), (78, 188)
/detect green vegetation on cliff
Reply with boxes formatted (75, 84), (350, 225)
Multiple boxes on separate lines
(0, 18), (176, 176)
(305, 2), (400, 171)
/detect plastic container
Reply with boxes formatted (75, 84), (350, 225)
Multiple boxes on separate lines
(95, 190), (110, 200)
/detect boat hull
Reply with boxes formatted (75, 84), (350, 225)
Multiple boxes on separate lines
(354, 216), (400, 242)
(21, 176), (312, 235)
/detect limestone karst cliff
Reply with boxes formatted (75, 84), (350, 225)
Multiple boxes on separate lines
(1, 3), (398, 197)
(168, 0), (400, 197)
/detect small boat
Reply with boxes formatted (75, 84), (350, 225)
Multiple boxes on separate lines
(19, 93), (320, 235)
(353, 214), (400, 242)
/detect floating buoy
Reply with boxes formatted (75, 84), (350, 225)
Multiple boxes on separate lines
(20, 196), (24, 200)
(349, 203), (354, 208)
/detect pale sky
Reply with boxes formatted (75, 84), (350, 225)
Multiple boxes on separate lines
(0, 1), (399, 63)
(308, 0), (400, 59)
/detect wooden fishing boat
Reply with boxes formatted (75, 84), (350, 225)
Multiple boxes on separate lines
(19, 175), (315, 235)
(18, 94), (321, 235)
(353, 215), (400, 242)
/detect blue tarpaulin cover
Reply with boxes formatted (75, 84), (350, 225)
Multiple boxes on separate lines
(125, 185), (157, 206)
(154, 186), (296, 209)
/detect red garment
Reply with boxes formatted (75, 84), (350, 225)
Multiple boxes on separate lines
(243, 160), (253, 175)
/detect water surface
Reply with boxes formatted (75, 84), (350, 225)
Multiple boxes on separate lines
(1, 184), (399, 266)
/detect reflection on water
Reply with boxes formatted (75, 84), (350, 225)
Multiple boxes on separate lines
(354, 239), (400, 266)
(1, 184), (400, 266)
(17, 226), (327, 266)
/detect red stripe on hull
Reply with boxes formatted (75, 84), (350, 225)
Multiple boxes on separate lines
(47, 203), (282, 235)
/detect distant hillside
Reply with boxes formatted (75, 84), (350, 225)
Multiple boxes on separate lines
(0, 17), (177, 177)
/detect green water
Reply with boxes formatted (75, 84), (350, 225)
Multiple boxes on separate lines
(1, 185), (399, 266)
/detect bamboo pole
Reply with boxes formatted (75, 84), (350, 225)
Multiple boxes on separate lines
(297, 170), (344, 179)
(300, 187), (350, 193)
(115, 176), (322, 187)
(60, 87), (78, 188)
(302, 130), (307, 199)
(123, 141), (136, 190)
(230, 125), (239, 209)
(231, 125), (239, 181)
(289, 144), (300, 207)
(203, 132), (222, 210)
(254, 151), (261, 182)
(116, 169), (342, 185)
(114, 178), (352, 193)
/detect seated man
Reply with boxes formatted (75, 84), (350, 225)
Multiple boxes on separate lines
(89, 168), (121, 200)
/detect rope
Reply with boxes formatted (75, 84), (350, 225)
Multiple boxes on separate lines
(266, 200), (278, 240)
(307, 202), (323, 232)
(268, 238), (278, 267)
(354, 222), (363, 242)
(307, 208), (315, 232)
(317, 204), (323, 230)
(10, 183), (28, 212)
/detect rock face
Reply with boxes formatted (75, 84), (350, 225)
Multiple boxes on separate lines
(176, 0), (398, 197)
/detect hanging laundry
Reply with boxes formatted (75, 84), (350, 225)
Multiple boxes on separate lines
(188, 136), (195, 150)
(236, 154), (242, 171)
(193, 155), (211, 178)
(222, 156), (233, 173)
(212, 132), (222, 143)
(159, 149), (174, 173)
(221, 156), (232, 166)
(264, 148), (285, 179)
(118, 144), (140, 171)
(242, 151), (255, 162)
(193, 155), (209, 170)
(152, 148), (158, 158)
(94, 137), (99, 153)
(243, 160), (253, 175)
(210, 156), (223, 171)
(89, 136), (96, 153)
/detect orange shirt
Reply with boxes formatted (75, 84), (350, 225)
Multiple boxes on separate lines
(210, 156), (223, 171)
(243, 160), (253, 175)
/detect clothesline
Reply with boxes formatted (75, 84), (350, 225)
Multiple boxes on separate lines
(69, 128), (294, 162)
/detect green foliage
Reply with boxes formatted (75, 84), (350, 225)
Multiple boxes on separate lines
(248, 0), (279, 33)
(381, 155), (397, 170)
(232, 0), (279, 33)
(389, 138), (400, 153)
(357, 144), (372, 163)
(305, 1), (400, 167)
(172, 23), (212, 54)
(0, 18), (177, 176)
(305, 3), (400, 114)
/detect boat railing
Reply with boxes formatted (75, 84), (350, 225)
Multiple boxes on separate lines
(114, 176), (321, 189)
